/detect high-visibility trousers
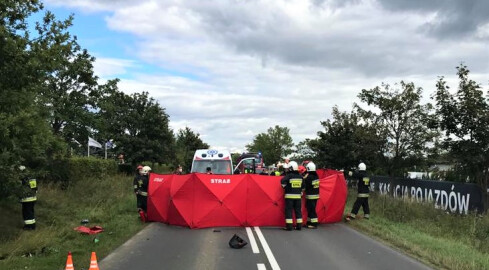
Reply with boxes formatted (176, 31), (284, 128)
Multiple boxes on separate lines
(22, 201), (36, 228)
(284, 198), (302, 228)
(306, 199), (318, 225)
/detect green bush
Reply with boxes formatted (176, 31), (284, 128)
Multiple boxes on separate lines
(46, 157), (118, 185)
(68, 157), (118, 181)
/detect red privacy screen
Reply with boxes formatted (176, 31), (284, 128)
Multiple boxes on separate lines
(147, 169), (347, 228)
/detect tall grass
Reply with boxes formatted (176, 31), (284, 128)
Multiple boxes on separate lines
(0, 174), (146, 270)
(346, 190), (489, 270)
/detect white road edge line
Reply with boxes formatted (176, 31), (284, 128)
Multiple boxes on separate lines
(254, 227), (281, 270)
(246, 227), (260, 254)
(257, 263), (267, 270)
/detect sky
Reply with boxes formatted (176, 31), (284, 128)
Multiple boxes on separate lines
(41, 0), (489, 152)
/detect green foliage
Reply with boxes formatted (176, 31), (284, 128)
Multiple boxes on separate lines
(347, 191), (489, 270)
(174, 127), (209, 172)
(46, 157), (117, 185)
(33, 11), (99, 146)
(434, 65), (489, 191)
(309, 107), (385, 171)
(0, 174), (146, 270)
(246, 125), (293, 165)
(355, 81), (438, 176)
(97, 86), (175, 165)
(0, 0), (66, 199)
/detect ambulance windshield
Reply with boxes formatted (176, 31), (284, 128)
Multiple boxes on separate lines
(191, 160), (232, 174)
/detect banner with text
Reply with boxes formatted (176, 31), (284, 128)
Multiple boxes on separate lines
(368, 176), (485, 214)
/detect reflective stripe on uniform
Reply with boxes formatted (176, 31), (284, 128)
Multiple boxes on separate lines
(139, 191), (148, 196)
(358, 193), (369, 198)
(285, 219), (293, 224)
(310, 218), (318, 223)
(24, 219), (36, 225)
(284, 194), (301, 199)
(296, 218), (303, 223)
(306, 195), (319, 199)
(312, 180), (320, 188)
(21, 196), (37, 202)
(289, 179), (302, 188)
(29, 179), (37, 189)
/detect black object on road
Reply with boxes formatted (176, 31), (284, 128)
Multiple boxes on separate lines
(228, 234), (248, 249)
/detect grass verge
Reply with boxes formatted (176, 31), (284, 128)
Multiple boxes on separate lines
(344, 190), (489, 270)
(0, 174), (146, 270)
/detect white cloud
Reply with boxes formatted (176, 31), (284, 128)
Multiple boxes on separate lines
(45, 0), (489, 156)
(93, 57), (136, 77)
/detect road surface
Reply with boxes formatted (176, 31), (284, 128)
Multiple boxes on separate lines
(99, 223), (431, 270)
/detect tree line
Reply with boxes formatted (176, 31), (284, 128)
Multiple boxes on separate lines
(247, 65), (489, 193)
(0, 1), (208, 197)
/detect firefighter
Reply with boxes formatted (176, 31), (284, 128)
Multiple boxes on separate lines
(134, 166), (151, 220)
(345, 162), (370, 221)
(281, 161), (304, 231)
(19, 165), (37, 230)
(304, 162), (319, 229)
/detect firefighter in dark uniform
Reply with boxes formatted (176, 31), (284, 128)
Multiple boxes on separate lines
(281, 161), (304, 231)
(19, 165), (37, 230)
(346, 162), (370, 221)
(134, 166), (150, 220)
(304, 162), (320, 229)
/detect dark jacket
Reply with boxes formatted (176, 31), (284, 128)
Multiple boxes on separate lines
(133, 174), (149, 196)
(281, 171), (304, 199)
(20, 176), (37, 202)
(352, 170), (370, 196)
(304, 171), (320, 199)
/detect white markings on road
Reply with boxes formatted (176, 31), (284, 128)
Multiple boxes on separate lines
(254, 227), (281, 270)
(246, 227), (260, 254)
(257, 263), (267, 270)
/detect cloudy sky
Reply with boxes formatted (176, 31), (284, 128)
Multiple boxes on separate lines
(42, 0), (489, 152)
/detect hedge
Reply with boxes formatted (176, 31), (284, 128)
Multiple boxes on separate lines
(48, 157), (118, 184)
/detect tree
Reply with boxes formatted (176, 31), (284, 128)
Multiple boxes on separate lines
(356, 82), (437, 176)
(246, 125), (293, 165)
(97, 85), (175, 165)
(0, 1), (65, 197)
(34, 11), (99, 147)
(308, 107), (385, 171)
(290, 139), (316, 163)
(434, 64), (489, 192)
(175, 127), (209, 172)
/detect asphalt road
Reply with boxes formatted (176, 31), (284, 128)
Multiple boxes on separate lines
(99, 223), (432, 270)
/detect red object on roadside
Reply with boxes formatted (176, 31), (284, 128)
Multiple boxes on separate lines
(147, 170), (347, 228)
(139, 210), (147, 222)
(74, 226), (104, 235)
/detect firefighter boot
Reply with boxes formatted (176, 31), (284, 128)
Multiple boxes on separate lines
(282, 224), (293, 231)
(295, 223), (302, 231)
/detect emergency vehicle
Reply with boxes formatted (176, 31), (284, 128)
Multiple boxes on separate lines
(235, 152), (265, 174)
(190, 149), (233, 175)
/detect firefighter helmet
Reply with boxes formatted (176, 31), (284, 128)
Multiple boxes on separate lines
(358, 163), (366, 171)
(289, 161), (298, 171)
(306, 162), (316, 172)
(142, 166), (152, 175)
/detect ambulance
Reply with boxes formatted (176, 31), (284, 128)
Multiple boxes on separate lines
(190, 149), (233, 175)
